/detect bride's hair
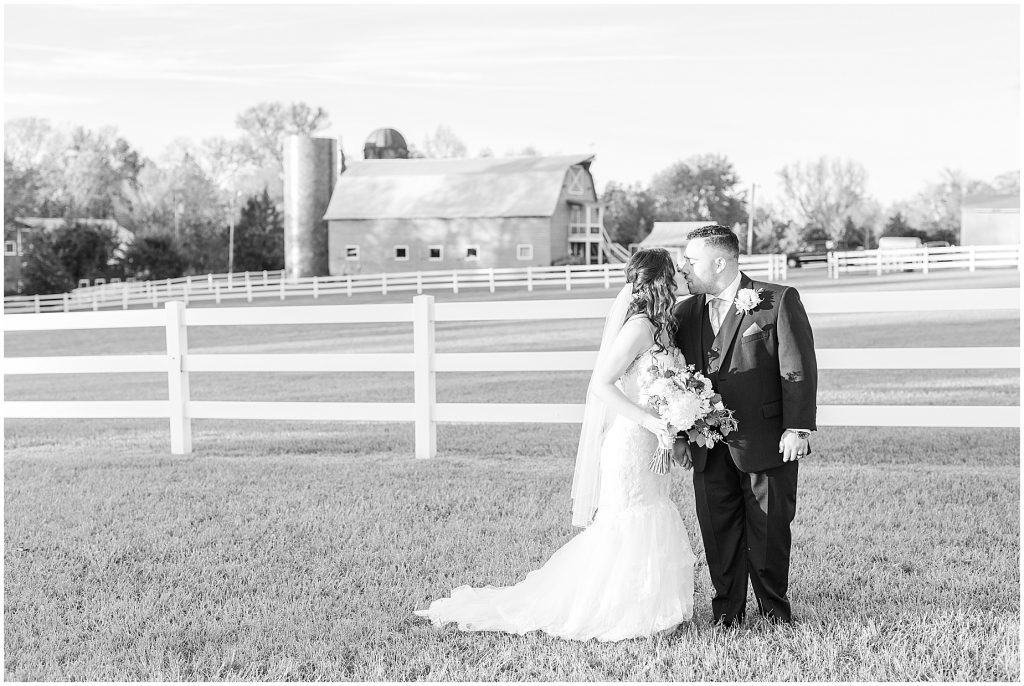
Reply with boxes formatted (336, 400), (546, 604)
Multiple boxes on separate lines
(625, 248), (678, 354)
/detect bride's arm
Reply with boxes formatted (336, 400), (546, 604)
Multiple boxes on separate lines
(589, 318), (668, 436)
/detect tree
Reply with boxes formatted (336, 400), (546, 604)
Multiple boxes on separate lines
(992, 170), (1020, 196)
(778, 157), (869, 242)
(421, 125), (468, 158)
(881, 212), (928, 240)
(649, 154), (748, 228)
(60, 126), (144, 221)
(122, 234), (187, 280)
(600, 182), (657, 246)
(50, 222), (121, 284)
(232, 189), (284, 272)
(235, 101), (331, 166)
(19, 230), (73, 295)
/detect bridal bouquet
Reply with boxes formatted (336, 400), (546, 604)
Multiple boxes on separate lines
(638, 362), (738, 474)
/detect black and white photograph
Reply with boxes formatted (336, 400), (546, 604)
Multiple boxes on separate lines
(2, 1), (1020, 681)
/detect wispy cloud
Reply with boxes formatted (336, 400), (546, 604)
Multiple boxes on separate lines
(4, 91), (97, 106)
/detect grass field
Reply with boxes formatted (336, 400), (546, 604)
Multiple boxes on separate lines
(3, 270), (1021, 680)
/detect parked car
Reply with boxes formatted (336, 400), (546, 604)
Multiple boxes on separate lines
(924, 240), (951, 248)
(786, 239), (838, 269)
(877, 236), (923, 251)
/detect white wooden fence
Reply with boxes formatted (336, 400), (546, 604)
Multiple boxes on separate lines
(827, 244), (1021, 278)
(3, 255), (788, 314)
(3, 289), (1019, 458)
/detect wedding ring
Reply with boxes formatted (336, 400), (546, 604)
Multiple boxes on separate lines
(796, 452), (804, 456)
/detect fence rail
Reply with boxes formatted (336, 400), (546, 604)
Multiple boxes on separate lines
(4, 255), (788, 314)
(3, 289), (1019, 457)
(827, 244), (1021, 278)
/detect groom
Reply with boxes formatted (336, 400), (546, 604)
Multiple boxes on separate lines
(672, 224), (817, 626)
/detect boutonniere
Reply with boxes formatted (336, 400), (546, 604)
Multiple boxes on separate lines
(734, 288), (765, 315)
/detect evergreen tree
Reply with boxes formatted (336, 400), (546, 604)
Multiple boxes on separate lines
(233, 189), (284, 272)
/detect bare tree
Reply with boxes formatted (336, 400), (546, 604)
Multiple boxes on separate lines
(778, 157), (869, 241)
(235, 102), (331, 165)
(420, 125), (468, 158)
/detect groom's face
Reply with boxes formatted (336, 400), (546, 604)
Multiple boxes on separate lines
(680, 238), (725, 295)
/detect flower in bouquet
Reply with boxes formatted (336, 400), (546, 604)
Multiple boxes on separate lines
(640, 363), (738, 472)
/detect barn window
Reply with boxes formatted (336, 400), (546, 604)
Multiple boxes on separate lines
(517, 244), (533, 260)
(568, 167), (585, 195)
(394, 245), (409, 261)
(465, 246), (479, 261)
(428, 245), (443, 261)
(345, 245), (360, 260)
(4, 240), (16, 256)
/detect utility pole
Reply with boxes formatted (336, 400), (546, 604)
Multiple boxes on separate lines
(746, 183), (757, 255)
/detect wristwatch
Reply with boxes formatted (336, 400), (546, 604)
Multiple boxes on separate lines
(791, 430), (811, 439)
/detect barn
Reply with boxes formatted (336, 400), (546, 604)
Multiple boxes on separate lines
(321, 154), (607, 274)
(960, 194), (1019, 245)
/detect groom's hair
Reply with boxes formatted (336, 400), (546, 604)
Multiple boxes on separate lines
(687, 224), (739, 260)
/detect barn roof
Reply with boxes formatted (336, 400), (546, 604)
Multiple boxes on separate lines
(323, 154), (595, 220)
(639, 221), (717, 247)
(962, 194), (1020, 211)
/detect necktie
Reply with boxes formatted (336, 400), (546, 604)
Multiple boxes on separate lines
(708, 297), (722, 336)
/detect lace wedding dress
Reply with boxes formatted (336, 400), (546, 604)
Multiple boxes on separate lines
(414, 345), (696, 642)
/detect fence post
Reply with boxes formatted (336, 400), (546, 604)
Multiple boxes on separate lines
(876, 251), (883, 276)
(207, 273), (214, 289)
(382, 273), (388, 296)
(164, 301), (192, 455)
(215, 284), (221, 304)
(416, 272), (423, 295)
(565, 265), (572, 291)
(969, 246), (976, 272)
(604, 263), (611, 289)
(33, 295), (40, 314)
(92, 293), (98, 311)
(412, 295), (437, 459)
(527, 266), (533, 292)
(151, 282), (158, 308)
(122, 287), (129, 310)
(313, 276), (319, 299)
(452, 271), (459, 294)
(263, 270), (269, 287)
(346, 276), (352, 297)
(781, 254), (789, 281)
(922, 246), (929, 275)
(246, 279), (253, 302)
(279, 278), (286, 300)
(63, 293), (70, 312)
(488, 268), (495, 293)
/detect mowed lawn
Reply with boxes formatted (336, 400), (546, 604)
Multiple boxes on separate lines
(4, 272), (1020, 680)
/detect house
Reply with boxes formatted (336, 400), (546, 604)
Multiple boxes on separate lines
(321, 154), (607, 273)
(4, 217), (134, 294)
(960, 194), (1019, 245)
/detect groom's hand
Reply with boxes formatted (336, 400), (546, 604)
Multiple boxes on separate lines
(671, 438), (692, 470)
(779, 429), (811, 462)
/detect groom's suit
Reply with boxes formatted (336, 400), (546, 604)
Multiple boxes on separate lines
(673, 272), (817, 624)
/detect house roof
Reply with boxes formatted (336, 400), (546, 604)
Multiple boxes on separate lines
(961, 194), (1020, 211)
(323, 154), (595, 220)
(15, 217), (135, 245)
(639, 221), (717, 247)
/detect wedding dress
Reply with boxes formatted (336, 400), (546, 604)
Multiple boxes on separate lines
(414, 344), (697, 642)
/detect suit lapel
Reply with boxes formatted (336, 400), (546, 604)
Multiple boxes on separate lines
(707, 273), (752, 375)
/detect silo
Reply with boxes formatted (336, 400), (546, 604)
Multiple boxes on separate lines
(284, 135), (337, 280)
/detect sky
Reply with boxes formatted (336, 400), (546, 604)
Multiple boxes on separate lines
(3, 2), (1020, 206)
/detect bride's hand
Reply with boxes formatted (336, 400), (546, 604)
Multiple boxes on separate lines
(640, 413), (671, 441)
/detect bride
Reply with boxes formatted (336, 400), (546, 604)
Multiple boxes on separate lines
(414, 248), (696, 642)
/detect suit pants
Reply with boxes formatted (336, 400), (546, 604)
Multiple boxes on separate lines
(692, 443), (799, 624)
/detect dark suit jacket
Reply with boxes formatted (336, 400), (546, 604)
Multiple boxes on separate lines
(672, 273), (817, 473)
